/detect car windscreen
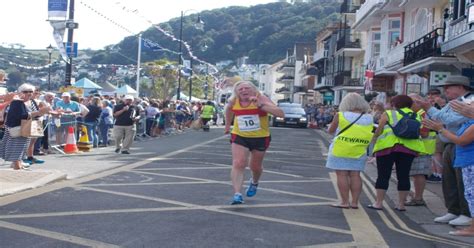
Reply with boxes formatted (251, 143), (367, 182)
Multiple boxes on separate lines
(281, 107), (306, 115)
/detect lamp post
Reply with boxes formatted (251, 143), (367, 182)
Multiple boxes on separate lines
(176, 11), (204, 101)
(46, 44), (53, 90)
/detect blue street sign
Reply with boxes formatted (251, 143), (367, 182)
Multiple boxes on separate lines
(48, 0), (67, 12)
(63, 42), (78, 57)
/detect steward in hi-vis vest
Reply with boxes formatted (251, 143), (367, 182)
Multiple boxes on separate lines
(373, 107), (425, 154)
(418, 109), (436, 155)
(332, 112), (373, 158)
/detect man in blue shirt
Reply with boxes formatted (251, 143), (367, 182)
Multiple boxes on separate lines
(54, 92), (81, 146)
(418, 75), (474, 226)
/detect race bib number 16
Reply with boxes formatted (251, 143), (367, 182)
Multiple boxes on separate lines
(237, 115), (261, 132)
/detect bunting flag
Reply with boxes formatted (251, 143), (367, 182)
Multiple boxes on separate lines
(50, 21), (70, 62)
(142, 39), (163, 51)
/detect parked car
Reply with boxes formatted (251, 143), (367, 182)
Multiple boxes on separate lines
(272, 104), (307, 128)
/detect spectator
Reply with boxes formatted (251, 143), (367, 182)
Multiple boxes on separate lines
(368, 95), (424, 211)
(34, 92), (55, 155)
(24, 87), (45, 165)
(54, 92), (81, 145)
(404, 94), (434, 207)
(423, 111), (474, 236)
(426, 88), (446, 183)
(98, 100), (113, 147)
(113, 95), (140, 154)
(326, 93), (373, 209)
(201, 101), (216, 129)
(0, 84), (49, 170)
(84, 97), (102, 148)
(145, 102), (160, 136)
(416, 75), (474, 226)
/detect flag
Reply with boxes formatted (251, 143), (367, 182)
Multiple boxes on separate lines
(180, 68), (192, 77)
(142, 39), (163, 51)
(50, 20), (69, 62)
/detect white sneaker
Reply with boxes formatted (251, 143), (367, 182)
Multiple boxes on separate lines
(448, 215), (472, 226)
(434, 213), (458, 223)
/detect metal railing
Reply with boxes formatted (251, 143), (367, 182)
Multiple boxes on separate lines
(334, 71), (351, 86)
(404, 28), (444, 66)
(336, 31), (361, 51)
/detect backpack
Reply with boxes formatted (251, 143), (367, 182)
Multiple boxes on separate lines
(387, 109), (420, 139)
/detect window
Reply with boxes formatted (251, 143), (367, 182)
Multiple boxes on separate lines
(372, 31), (381, 57)
(453, 0), (466, 20)
(388, 19), (401, 48)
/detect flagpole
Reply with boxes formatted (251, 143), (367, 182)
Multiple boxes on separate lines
(136, 33), (142, 97)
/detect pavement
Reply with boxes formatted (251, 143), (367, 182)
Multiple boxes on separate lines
(0, 132), (184, 197)
(0, 128), (472, 244)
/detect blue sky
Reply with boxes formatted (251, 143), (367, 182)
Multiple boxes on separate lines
(3, 0), (276, 50)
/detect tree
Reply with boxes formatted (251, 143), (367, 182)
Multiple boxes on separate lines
(145, 59), (178, 100)
(6, 71), (24, 91)
(77, 72), (90, 80)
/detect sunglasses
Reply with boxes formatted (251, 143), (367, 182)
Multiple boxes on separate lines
(22, 91), (33, 93)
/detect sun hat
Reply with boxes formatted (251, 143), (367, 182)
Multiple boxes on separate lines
(438, 75), (471, 89)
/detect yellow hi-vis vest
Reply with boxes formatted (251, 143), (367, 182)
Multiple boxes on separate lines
(417, 109), (436, 155)
(373, 108), (425, 154)
(332, 112), (373, 158)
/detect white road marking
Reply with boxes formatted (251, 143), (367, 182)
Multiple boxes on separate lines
(0, 220), (119, 247)
(329, 173), (388, 247)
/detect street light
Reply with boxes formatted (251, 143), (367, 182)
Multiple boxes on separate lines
(176, 11), (204, 101)
(46, 44), (53, 90)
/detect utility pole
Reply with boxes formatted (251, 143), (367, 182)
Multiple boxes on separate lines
(64, 0), (75, 86)
(188, 58), (193, 102)
(176, 11), (184, 100)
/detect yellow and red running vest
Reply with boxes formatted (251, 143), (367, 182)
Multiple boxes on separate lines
(231, 98), (270, 138)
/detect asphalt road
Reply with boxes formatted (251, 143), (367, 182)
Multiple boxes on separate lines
(0, 127), (470, 247)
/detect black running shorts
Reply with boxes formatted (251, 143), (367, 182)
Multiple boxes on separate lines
(230, 134), (271, 151)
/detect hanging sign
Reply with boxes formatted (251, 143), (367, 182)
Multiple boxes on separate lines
(48, 0), (68, 19)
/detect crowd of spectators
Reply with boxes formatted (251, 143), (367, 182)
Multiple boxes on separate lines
(304, 104), (337, 128)
(0, 84), (224, 167)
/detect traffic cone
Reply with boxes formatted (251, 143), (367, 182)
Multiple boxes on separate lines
(64, 126), (78, 154)
(77, 125), (92, 152)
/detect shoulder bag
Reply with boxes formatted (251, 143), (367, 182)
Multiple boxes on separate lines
(21, 100), (44, 138)
(336, 112), (364, 136)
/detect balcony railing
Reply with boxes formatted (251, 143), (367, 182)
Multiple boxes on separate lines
(278, 75), (295, 81)
(404, 28), (444, 66)
(337, 34), (361, 51)
(278, 63), (295, 71)
(275, 87), (291, 93)
(356, 0), (385, 24)
(313, 50), (329, 63)
(334, 71), (351, 86)
(293, 86), (305, 93)
(340, 0), (361, 13)
(446, 16), (471, 42)
(385, 43), (404, 67)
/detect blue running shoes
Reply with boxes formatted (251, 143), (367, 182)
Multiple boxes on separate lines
(246, 179), (259, 197)
(231, 193), (244, 205)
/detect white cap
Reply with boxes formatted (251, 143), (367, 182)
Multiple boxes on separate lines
(124, 95), (134, 100)
(62, 92), (71, 97)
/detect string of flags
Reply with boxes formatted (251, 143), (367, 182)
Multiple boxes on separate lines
(106, 1), (219, 74)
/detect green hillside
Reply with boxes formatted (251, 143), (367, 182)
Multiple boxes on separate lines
(90, 0), (340, 65)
